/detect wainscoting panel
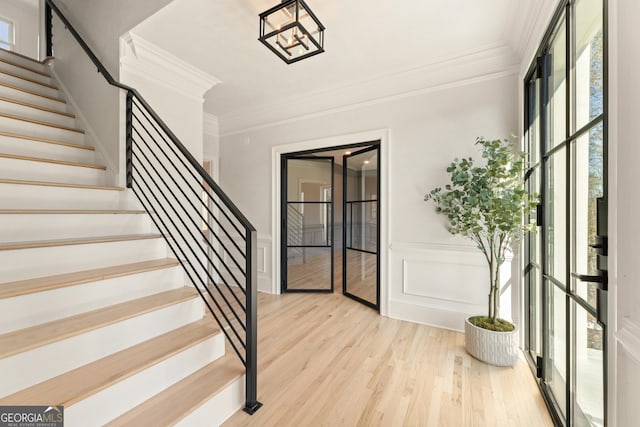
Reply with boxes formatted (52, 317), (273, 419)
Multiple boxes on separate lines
(388, 242), (512, 332)
(221, 234), (272, 293)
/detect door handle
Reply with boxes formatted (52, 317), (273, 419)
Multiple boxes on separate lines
(571, 272), (607, 289)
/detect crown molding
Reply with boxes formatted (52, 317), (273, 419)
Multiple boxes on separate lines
(518, 0), (563, 76)
(203, 113), (219, 136)
(120, 32), (221, 101)
(217, 44), (519, 136)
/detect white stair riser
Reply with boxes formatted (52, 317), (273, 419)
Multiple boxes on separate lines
(0, 213), (153, 242)
(0, 183), (140, 210)
(67, 334), (225, 426)
(0, 98), (75, 128)
(0, 156), (104, 186)
(0, 267), (184, 333)
(0, 297), (204, 397)
(0, 51), (46, 73)
(0, 84), (65, 110)
(0, 115), (83, 145)
(0, 62), (52, 86)
(176, 375), (244, 427)
(0, 136), (95, 163)
(0, 72), (58, 98)
(0, 238), (168, 282)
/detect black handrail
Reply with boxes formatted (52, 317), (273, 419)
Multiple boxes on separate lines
(45, 0), (261, 415)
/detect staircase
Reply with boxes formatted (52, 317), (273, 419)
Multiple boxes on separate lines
(0, 48), (246, 426)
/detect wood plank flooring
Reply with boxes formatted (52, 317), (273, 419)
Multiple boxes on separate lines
(222, 292), (552, 427)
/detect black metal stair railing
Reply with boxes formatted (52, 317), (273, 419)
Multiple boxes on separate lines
(44, 0), (261, 414)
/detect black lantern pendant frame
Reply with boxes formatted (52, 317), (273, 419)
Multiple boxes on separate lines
(259, 0), (325, 65)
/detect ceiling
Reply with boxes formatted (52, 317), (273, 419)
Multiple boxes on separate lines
(131, 0), (546, 134)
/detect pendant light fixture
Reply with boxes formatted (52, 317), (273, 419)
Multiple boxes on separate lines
(259, 0), (325, 64)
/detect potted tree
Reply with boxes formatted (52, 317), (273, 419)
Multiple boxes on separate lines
(425, 137), (537, 366)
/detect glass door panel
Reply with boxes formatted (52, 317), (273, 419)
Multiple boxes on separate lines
(546, 148), (567, 283)
(549, 282), (568, 417)
(573, 302), (604, 427)
(524, 2), (606, 425)
(572, 123), (604, 307)
(283, 157), (334, 292)
(547, 19), (567, 150)
(343, 146), (379, 309)
(574, 0), (604, 130)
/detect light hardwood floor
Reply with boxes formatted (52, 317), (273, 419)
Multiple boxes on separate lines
(222, 292), (553, 427)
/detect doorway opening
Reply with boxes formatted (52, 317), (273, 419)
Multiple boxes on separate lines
(280, 141), (380, 311)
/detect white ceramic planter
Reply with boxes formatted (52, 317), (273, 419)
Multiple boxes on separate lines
(464, 318), (519, 367)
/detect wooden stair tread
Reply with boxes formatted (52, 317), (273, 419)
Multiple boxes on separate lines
(0, 287), (199, 359)
(0, 152), (104, 169)
(0, 319), (219, 406)
(0, 69), (57, 90)
(0, 233), (162, 251)
(0, 57), (50, 77)
(0, 258), (177, 299)
(0, 95), (74, 117)
(0, 112), (84, 133)
(0, 82), (65, 103)
(0, 178), (122, 191)
(0, 209), (145, 214)
(0, 131), (94, 150)
(107, 350), (244, 426)
(0, 48), (48, 66)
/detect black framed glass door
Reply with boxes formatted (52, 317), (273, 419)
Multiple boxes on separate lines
(343, 145), (380, 310)
(282, 156), (334, 292)
(523, 1), (607, 425)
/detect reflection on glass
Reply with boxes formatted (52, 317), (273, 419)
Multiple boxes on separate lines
(528, 169), (541, 265)
(547, 19), (567, 149)
(549, 282), (567, 416)
(344, 148), (378, 307)
(528, 266), (543, 356)
(344, 152), (378, 202)
(527, 79), (541, 165)
(287, 203), (331, 247)
(574, 0), (603, 130)
(546, 149), (567, 282)
(286, 247), (331, 290)
(345, 250), (377, 305)
(345, 201), (377, 252)
(573, 123), (603, 307)
(574, 303), (604, 427)
(287, 158), (332, 202)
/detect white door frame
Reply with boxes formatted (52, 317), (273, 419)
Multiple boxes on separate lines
(270, 128), (390, 316)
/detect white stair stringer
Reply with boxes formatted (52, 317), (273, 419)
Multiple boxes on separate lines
(0, 83), (66, 110)
(0, 264), (183, 333)
(0, 47), (245, 426)
(176, 374), (245, 427)
(66, 334), (225, 427)
(0, 97), (76, 127)
(0, 236), (168, 283)
(0, 290), (203, 397)
(0, 180), (140, 210)
(0, 154), (105, 186)
(0, 70), (59, 98)
(0, 211), (152, 242)
(0, 132), (96, 163)
(0, 114), (84, 144)
(0, 49), (47, 73)
(0, 59), (53, 86)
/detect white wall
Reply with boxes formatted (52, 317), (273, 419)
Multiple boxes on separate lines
(609, 1), (640, 426)
(46, 0), (173, 185)
(219, 73), (519, 330)
(0, 0), (39, 58)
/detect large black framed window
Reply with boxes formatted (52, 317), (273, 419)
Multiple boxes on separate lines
(523, 1), (607, 426)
